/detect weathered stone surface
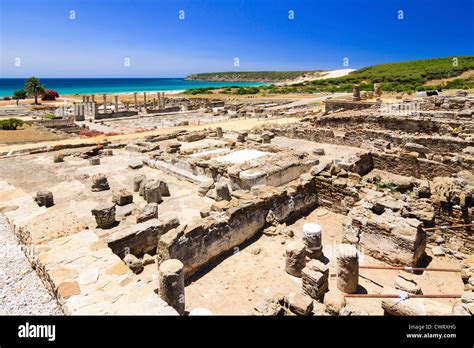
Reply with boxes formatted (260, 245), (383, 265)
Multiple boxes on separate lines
(34, 191), (54, 208)
(313, 148), (325, 155)
(144, 180), (163, 204)
(198, 179), (214, 196)
(107, 215), (179, 257)
(136, 203), (158, 223)
(53, 152), (65, 163)
(284, 292), (314, 316)
(302, 260), (329, 300)
(285, 241), (306, 277)
(123, 253), (144, 274)
(133, 174), (146, 192)
(336, 244), (359, 294)
(129, 161), (143, 169)
(89, 157), (100, 166)
(303, 223), (323, 259)
(158, 259), (185, 315)
(343, 205), (426, 266)
(91, 203), (116, 229)
(159, 180), (170, 197)
(91, 173), (110, 192)
(112, 188), (133, 206)
(394, 274), (422, 294)
(215, 181), (231, 201)
(253, 298), (283, 316)
(382, 288), (452, 315)
(324, 290), (346, 315)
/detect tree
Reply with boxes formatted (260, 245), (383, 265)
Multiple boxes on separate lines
(41, 89), (59, 101)
(24, 77), (45, 104)
(12, 89), (27, 105)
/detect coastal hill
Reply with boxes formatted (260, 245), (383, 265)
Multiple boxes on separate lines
(185, 56), (474, 93)
(185, 70), (325, 82)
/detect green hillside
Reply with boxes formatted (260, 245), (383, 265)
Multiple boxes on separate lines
(186, 70), (322, 82)
(184, 56), (474, 94)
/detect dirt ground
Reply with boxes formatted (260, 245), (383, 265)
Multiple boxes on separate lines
(0, 125), (68, 146)
(183, 207), (464, 315)
(0, 116), (299, 154)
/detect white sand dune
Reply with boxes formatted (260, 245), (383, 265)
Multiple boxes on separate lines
(317, 68), (356, 79)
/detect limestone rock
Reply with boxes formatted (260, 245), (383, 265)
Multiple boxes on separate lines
(91, 173), (110, 192)
(123, 253), (143, 274)
(112, 188), (133, 206)
(198, 179), (214, 196)
(136, 203), (158, 223)
(144, 180), (163, 204)
(394, 274), (422, 294)
(142, 253), (156, 266)
(133, 174), (146, 192)
(285, 241), (306, 277)
(215, 182), (231, 201)
(159, 180), (170, 197)
(336, 244), (359, 294)
(91, 203), (116, 229)
(285, 293), (314, 316)
(129, 161), (143, 169)
(323, 290), (346, 315)
(34, 191), (54, 208)
(302, 260), (329, 300)
(89, 157), (100, 166)
(53, 152), (65, 163)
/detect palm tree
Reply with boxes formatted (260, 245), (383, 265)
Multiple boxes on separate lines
(24, 77), (45, 105)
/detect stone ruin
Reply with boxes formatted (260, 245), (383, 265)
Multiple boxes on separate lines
(0, 93), (472, 316)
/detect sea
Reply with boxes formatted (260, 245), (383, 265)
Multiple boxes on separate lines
(0, 78), (267, 97)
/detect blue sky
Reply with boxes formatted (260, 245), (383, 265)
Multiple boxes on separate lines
(0, 0), (473, 77)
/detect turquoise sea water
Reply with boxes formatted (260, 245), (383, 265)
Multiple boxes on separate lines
(0, 78), (267, 97)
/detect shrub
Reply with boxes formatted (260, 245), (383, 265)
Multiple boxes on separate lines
(42, 89), (59, 101)
(3, 96), (12, 100)
(0, 118), (25, 130)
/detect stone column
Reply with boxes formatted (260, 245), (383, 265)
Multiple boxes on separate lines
(153, 98), (157, 109)
(158, 259), (185, 315)
(133, 92), (138, 109)
(91, 94), (95, 103)
(303, 223), (323, 260)
(86, 96), (90, 103)
(161, 92), (165, 108)
(352, 85), (361, 101)
(216, 127), (223, 138)
(374, 83), (381, 97)
(82, 96), (86, 103)
(144, 180), (163, 204)
(125, 102), (129, 112)
(91, 102), (98, 119)
(114, 95), (119, 113)
(336, 244), (359, 293)
(285, 241), (306, 277)
(74, 103), (85, 121)
(143, 92), (147, 109)
(102, 94), (107, 113)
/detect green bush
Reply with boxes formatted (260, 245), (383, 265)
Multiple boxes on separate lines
(0, 118), (25, 130)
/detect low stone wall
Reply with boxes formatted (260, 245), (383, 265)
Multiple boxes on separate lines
(106, 216), (180, 258)
(314, 176), (360, 214)
(343, 205), (427, 266)
(157, 176), (318, 276)
(95, 111), (139, 120)
(324, 100), (375, 112)
(313, 114), (471, 136)
(372, 153), (458, 180)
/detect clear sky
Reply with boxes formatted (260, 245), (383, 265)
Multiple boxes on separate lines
(0, 0), (473, 78)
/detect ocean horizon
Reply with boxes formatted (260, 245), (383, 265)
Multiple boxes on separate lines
(0, 78), (267, 97)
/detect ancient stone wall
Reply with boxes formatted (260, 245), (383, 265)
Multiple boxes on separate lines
(157, 177), (318, 276)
